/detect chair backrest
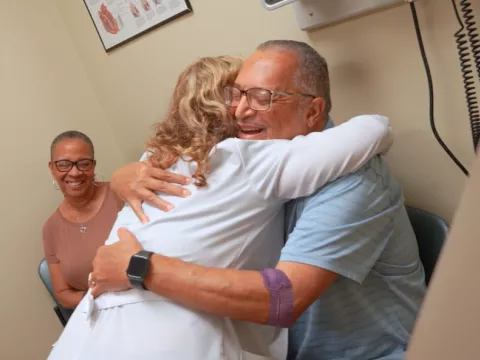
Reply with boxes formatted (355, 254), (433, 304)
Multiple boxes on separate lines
(38, 258), (73, 325)
(38, 258), (56, 300)
(406, 206), (449, 285)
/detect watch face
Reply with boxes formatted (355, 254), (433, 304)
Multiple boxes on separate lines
(127, 253), (149, 278)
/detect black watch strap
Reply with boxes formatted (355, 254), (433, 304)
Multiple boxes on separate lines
(126, 250), (153, 290)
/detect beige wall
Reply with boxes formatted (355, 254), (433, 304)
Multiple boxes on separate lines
(5, 0), (480, 358)
(55, 0), (477, 223)
(0, 1), (125, 359)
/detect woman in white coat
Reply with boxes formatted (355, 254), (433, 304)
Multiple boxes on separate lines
(47, 56), (392, 360)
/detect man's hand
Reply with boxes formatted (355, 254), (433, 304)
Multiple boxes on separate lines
(90, 228), (143, 298)
(111, 161), (192, 223)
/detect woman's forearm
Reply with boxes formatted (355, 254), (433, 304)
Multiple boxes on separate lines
(48, 262), (87, 309)
(56, 289), (86, 309)
(144, 254), (270, 324)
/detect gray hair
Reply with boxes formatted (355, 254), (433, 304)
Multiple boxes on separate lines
(50, 130), (94, 159)
(257, 40), (332, 115)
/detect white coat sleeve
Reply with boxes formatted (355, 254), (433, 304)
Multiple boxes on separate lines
(236, 114), (393, 199)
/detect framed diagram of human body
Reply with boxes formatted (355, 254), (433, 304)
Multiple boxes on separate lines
(83, 0), (192, 51)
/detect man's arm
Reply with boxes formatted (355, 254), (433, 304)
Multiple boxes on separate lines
(144, 254), (337, 324)
(91, 227), (337, 325)
(92, 224), (355, 325)
(139, 161), (395, 323)
(92, 159), (394, 324)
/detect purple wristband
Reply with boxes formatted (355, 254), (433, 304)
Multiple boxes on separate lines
(260, 268), (294, 328)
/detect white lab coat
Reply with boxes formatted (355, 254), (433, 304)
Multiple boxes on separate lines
(47, 115), (392, 360)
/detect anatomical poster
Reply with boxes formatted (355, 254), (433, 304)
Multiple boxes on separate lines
(83, 0), (192, 51)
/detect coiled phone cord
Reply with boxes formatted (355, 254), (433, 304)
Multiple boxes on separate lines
(410, 1), (469, 175)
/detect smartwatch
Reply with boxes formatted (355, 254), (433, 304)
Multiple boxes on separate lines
(126, 250), (153, 290)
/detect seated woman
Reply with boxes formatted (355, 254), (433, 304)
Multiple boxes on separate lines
(42, 131), (124, 309)
(47, 57), (392, 360)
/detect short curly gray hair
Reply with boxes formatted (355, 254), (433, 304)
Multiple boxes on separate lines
(257, 40), (332, 115)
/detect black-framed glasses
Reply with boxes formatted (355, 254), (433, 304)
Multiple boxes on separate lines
(224, 85), (316, 111)
(53, 159), (95, 172)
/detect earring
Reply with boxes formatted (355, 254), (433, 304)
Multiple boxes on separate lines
(93, 174), (104, 186)
(52, 180), (60, 191)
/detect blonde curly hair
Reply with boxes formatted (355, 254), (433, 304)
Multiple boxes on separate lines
(146, 56), (243, 187)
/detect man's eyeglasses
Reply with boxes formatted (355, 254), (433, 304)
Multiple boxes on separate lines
(53, 159), (95, 172)
(224, 85), (316, 111)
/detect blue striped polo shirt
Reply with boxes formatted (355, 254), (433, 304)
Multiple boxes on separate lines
(282, 156), (426, 360)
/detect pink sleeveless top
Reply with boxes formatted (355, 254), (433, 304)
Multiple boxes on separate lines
(42, 183), (124, 290)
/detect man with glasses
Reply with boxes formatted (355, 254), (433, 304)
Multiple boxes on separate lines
(224, 85), (316, 112)
(91, 40), (425, 360)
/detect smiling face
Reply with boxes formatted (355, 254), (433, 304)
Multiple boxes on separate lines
(49, 138), (96, 200)
(233, 49), (314, 140)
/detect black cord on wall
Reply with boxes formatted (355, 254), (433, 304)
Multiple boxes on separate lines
(409, 1), (469, 176)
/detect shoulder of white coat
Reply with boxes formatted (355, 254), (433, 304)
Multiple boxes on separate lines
(139, 150), (153, 162)
(226, 139), (292, 181)
(348, 114), (391, 126)
(348, 114), (393, 152)
(229, 138), (290, 151)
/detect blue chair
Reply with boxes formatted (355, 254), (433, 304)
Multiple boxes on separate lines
(38, 258), (73, 326)
(406, 206), (449, 286)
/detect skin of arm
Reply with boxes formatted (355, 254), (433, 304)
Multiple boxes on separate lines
(48, 263), (86, 309)
(91, 228), (337, 325)
(144, 254), (338, 325)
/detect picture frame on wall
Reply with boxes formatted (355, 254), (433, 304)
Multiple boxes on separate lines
(83, 0), (192, 52)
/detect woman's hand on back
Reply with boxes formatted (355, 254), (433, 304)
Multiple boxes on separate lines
(111, 161), (192, 223)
